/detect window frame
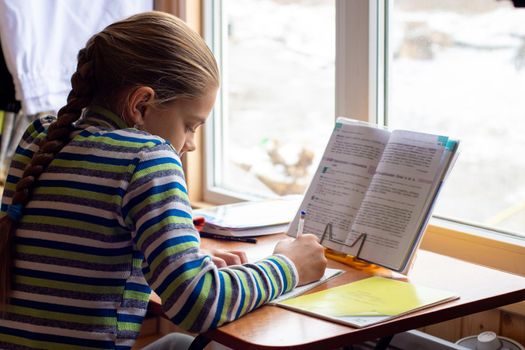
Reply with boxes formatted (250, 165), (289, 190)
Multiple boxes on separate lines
(202, 0), (254, 204)
(199, 0), (525, 313)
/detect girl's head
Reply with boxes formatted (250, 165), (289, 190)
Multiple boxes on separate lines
(87, 11), (219, 153)
(0, 11), (219, 306)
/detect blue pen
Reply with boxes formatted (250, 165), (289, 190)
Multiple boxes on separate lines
(296, 210), (306, 238)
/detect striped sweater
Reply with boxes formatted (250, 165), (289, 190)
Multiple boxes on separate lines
(0, 106), (298, 350)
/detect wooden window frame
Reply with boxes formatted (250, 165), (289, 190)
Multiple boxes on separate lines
(159, 0), (525, 316)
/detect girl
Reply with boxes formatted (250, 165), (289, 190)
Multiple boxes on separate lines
(0, 11), (326, 350)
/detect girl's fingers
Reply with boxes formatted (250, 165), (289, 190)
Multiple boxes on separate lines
(205, 248), (247, 266)
(211, 256), (227, 268)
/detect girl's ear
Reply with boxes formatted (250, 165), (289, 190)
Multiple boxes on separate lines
(123, 86), (155, 128)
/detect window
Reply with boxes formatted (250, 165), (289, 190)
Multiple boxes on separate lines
(387, 0), (525, 237)
(205, 0), (525, 239)
(204, 0), (335, 202)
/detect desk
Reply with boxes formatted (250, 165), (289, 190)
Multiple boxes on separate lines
(162, 234), (525, 350)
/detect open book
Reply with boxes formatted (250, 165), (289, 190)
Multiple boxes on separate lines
(277, 276), (458, 328)
(287, 118), (459, 274)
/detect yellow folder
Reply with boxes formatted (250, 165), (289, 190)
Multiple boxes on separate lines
(278, 276), (458, 328)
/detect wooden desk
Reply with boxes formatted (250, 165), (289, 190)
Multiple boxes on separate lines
(163, 234), (525, 350)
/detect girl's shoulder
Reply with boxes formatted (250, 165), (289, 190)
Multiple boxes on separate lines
(23, 114), (56, 139)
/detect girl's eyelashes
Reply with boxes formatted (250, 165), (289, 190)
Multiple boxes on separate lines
(185, 125), (197, 133)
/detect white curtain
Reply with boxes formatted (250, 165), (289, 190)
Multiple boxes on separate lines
(0, 0), (153, 115)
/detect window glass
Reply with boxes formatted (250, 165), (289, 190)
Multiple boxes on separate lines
(388, 0), (525, 235)
(213, 0), (335, 198)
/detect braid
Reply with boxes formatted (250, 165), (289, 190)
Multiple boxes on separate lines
(0, 48), (95, 308)
(1, 10), (221, 311)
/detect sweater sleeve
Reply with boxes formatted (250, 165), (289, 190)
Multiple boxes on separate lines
(1, 114), (55, 213)
(121, 144), (298, 332)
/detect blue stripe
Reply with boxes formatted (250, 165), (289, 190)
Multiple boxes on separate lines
(211, 273), (226, 328)
(14, 267), (126, 286)
(56, 152), (131, 166)
(156, 258), (205, 296)
(32, 118), (48, 133)
(172, 272), (205, 325)
(117, 313), (143, 324)
(0, 325), (114, 348)
(14, 145), (34, 159)
(37, 179), (125, 197)
(23, 208), (120, 228)
(16, 237), (131, 257)
(6, 174), (20, 185)
(135, 156), (182, 172)
(235, 274), (246, 319)
(268, 257), (288, 292)
(146, 236), (198, 264)
(136, 209), (193, 239)
(10, 297), (116, 317)
(125, 282), (151, 294)
(123, 182), (188, 216)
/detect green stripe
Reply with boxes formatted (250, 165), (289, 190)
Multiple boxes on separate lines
(132, 257), (143, 269)
(3, 181), (16, 192)
(147, 241), (197, 274)
(0, 110), (4, 133)
(130, 188), (188, 217)
(252, 270), (267, 307)
(33, 186), (121, 206)
(122, 290), (150, 303)
(17, 245), (130, 265)
(260, 263), (279, 297)
(273, 256), (294, 292)
(117, 321), (141, 332)
(11, 152), (32, 165)
(75, 134), (159, 149)
(157, 265), (201, 303)
(51, 158), (130, 173)
(219, 272), (233, 324)
(16, 277), (122, 295)
(24, 215), (119, 237)
(133, 162), (183, 179)
(180, 272), (212, 330)
(136, 216), (194, 250)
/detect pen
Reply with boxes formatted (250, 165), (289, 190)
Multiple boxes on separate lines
(200, 232), (257, 244)
(296, 210), (306, 238)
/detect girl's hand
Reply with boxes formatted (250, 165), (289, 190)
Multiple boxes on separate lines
(201, 248), (248, 268)
(273, 234), (327, 286)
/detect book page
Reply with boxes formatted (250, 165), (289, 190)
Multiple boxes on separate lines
(345, 130), (450, 270)
(287, 119), (390, 252)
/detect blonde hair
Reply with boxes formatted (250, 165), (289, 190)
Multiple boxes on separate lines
(0, 11), (219, 307)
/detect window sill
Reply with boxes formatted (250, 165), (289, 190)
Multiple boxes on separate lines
(423, 218), (525, 275)
(422, 217), (525, 317)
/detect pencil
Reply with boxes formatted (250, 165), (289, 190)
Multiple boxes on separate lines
(200, 232), (257, 244)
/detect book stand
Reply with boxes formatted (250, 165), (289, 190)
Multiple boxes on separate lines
(320, 223), (395, 277)
(320, 223), (367, 259)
